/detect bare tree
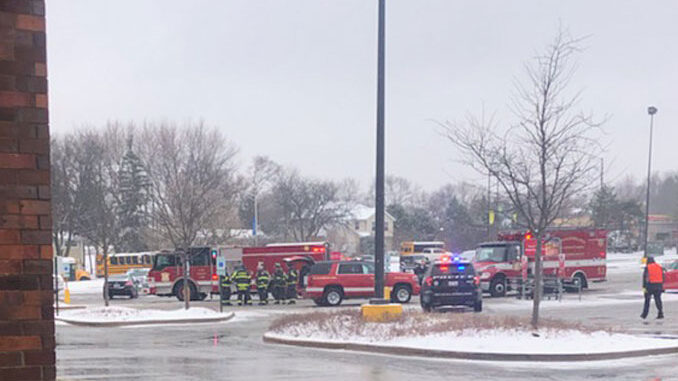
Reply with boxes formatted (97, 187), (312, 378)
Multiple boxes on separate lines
(72, 128), (123, 307)
(51, 136), (77, 258)
(445, 31), (601, 328)
(272, 170), (351, 241)
(139, 121), (238, 309)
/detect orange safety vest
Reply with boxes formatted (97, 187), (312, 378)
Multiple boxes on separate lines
(647, 263), (663, 283)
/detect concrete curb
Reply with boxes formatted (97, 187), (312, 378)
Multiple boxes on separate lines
(262, 333), (678, 362)
(55, 312), (235, 327)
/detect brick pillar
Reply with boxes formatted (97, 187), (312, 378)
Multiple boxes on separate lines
(0, 1), (55, 380)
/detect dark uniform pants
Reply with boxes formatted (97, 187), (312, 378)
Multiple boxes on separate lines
(257, 287), (268, 302)
(642, 283), (664, 317)
(287, 284), (297, 300)
(273, 285), (285, 301)
(221, 286), (231, 303)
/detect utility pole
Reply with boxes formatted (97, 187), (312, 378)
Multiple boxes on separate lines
(600, 157), (605, 189)
(373, 0), (386, 300)
(643, 106), (658, 258)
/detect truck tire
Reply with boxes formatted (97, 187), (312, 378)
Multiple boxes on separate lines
(323, 287), (343, 307)
(312, 298), (326, 307)
(489, 276), (506, 297)
(174, 281), (198, 301)
(391, 284), (412, 304)
(568, 273), (587, 292)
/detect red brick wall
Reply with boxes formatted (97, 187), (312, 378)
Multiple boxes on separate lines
(0, 1), (54, 380)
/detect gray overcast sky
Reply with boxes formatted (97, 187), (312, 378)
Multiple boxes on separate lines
(46, 1), (677, 190)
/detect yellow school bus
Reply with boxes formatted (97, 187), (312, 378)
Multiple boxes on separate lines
(96, 252), (155, 277)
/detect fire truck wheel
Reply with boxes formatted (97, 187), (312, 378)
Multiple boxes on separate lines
(571, 273), (588, 291)
(323, 287), (343, 306)
(174, 281), (197, 301)
(392, 284), (412, 303)
(489, 277), (506, 297)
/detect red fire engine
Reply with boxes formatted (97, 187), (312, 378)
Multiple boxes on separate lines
(473, 229), (607, 297)
(148, 243), (329, 300)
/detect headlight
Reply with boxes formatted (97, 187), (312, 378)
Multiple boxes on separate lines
(480, 272), (491, 280)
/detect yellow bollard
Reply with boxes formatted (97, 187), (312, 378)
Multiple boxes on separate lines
(361, 303), (403, 322)
(64, 283), (71, 304)
(383, 286), (391, 301)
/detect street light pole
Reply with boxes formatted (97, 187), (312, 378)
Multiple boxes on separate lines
(374, 0), (386, 300)
(643, 106), (658, 258)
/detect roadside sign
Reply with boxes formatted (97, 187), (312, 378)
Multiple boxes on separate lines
(216, 256), (226, 276)
(558, 253), (566, 278)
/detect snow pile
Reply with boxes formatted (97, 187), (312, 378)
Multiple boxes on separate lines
(268, 310), (676, 355)
(66, 278), (104, 294)
(59, 306), (231, 324)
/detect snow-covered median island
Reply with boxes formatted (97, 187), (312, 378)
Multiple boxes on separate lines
(266, 310), (677, 358)
(57, 306), (234, 326)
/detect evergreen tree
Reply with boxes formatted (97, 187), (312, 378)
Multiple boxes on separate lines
(589, 185), (618, 228)
(117, 136), (150, 252)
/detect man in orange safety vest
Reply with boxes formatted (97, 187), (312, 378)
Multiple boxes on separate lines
(641, 257), (665, 320)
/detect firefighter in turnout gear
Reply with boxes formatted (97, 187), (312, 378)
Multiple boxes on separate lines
(232, 265), (252, 306)
(255, 262), (270, 305)
(220, 269), (232, 306)
(286, 265), (298, 304)
(271, 263), (287, 305)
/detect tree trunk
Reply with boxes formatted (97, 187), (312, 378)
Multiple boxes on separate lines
(183, 251), (190, 310)
(531, 233), (543, 329)
(103, 249), (109, 307)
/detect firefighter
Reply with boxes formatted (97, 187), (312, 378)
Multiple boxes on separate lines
(255, 263), (270, 305)
(641, 256), (665, 319)
(220, 269), (232, 306)
(414, 259), (427, 285)
(232, 264), (252, 306)
(271, 263), (287, 305)
(286, 265), (298, 304)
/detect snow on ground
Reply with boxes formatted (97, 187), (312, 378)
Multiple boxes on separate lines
(607, 249), (678, 275)
(268, 311), (677, 355)
(58, 306), (232, 324)
(489, 291), (678, 312)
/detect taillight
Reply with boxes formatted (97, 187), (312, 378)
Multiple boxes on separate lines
(425, 276), (433, 286)
(212, 274), (218, 281)
(473, 276), (480, 286)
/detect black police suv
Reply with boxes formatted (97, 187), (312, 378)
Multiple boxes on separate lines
(420, 257), (482, 312)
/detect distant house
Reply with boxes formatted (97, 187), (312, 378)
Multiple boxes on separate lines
(325, 204), (396, 256)
(648, 215), (678, 246)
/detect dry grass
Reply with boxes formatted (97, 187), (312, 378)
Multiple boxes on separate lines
(269, 309), (612, 341)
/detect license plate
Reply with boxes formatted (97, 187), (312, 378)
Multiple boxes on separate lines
(113, 284), (123, 289)
(448, 281), (458, 287)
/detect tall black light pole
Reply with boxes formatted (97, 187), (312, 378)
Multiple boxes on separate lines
(374, 0), (386, 300)
(643, 106), (658, 258)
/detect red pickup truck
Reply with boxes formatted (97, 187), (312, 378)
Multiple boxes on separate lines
(303, 261), (420, 306)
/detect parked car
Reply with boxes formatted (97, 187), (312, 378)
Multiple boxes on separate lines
(104, 274), (139, 299)
(304, 261), (420, 306)
(126, 268), (150, 293)
(664, 260), (678, 290)
(420, 256), (482, 312)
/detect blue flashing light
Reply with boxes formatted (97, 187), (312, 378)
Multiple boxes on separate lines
(457, 265), (466, 271)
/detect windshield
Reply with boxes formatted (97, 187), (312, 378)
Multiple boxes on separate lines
(152, 254), (177, 270)
(475, 246), (507, 262)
